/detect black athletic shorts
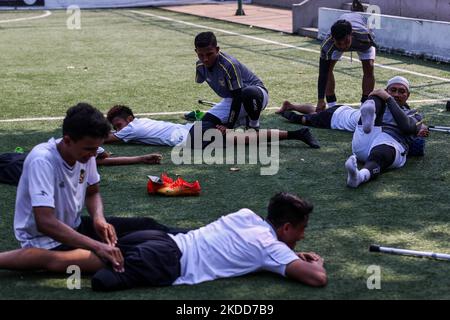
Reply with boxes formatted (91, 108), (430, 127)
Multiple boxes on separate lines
(188, 113), (226, 149)
(0, 152), (28, 186)
(303, 105), (341, 129)
(91, 230), (182, 291)
(51, 216), (188, 251)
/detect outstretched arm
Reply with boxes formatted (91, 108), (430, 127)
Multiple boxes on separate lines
(285, 253), (327, 287)
(96, 153), (162, 166)
(104, 132), (122, 144)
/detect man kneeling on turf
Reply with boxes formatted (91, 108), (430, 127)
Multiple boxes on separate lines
(104, 105), (320, 149)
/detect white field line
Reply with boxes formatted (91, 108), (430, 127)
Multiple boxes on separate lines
(129, 10), (450, 83)
(0, 10), (52, 24)
(1, 98), (448, 123)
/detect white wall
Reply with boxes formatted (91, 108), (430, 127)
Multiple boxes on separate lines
(42, 0), (212, 9)
(318, 8), (450, 63)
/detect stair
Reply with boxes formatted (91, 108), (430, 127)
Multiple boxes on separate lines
(298, 27), (318, 38)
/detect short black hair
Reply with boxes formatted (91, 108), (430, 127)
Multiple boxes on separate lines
(63, 103), (110, 141)
(194, 31), (217, 48)
(351, 0), (365, 12)
(267, 192), (313, 228)
(331, 20), (352, 41)
(106, 105), (134, 124)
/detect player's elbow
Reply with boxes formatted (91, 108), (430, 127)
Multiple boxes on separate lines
(310, 271), (328, 287)
(35, 218), (53, 235)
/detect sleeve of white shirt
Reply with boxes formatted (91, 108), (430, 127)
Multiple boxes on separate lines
(113, 123), (136, 143)
(86, 157), (100, 186)
(28, 158), (56, 208)
(261, 239), (300, 277)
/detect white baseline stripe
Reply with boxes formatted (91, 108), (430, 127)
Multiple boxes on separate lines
(0, 10), (52, 24)
(0, 111), (186, 123)
(129, 10), (450, 83)
(1, 98), (448, 123)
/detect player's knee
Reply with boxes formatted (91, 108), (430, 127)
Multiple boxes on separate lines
(367, 145), (396, 170)
(241, 86), (264, 118)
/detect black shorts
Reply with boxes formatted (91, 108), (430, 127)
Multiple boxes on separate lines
(91, 230), (182, 291)
(303, 105), (341, 129)
(0, 152), (28, 186)
(188, 113), (226, 149)
(51, 216), (188, 251)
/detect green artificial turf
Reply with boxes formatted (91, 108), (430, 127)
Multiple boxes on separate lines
(0, 8), (450, 299)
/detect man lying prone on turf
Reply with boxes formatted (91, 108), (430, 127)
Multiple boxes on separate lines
(104, 105), (321, 149)
(0, 192), (327, 291)
(277, 76), (429, 136)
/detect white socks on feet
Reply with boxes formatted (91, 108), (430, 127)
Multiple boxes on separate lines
(360, 100), (376, 133)
(345, 155), (371, 188)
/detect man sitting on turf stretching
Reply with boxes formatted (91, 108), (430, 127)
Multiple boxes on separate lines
(344, 77), (428, 187)
(0, 103), (184, 273)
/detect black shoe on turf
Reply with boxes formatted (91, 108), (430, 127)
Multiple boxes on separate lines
(293, 128), (320, 149)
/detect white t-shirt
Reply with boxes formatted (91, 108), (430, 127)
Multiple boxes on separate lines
(169, 208), (299, 285)
(113, 118), (193, 146)
(330, 105), (360, 132)
(14, 138), (100, 249)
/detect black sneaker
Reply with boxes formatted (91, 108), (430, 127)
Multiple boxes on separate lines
(296, 128), (320, 149)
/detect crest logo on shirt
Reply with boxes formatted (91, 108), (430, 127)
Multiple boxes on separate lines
(219, 78), (225, 87)
(79, 169), (85, 184)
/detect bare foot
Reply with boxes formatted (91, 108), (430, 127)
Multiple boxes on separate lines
(276, 101), (294, 114)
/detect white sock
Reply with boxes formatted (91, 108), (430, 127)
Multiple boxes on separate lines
(360, 100), (375, 134)
(345, 155), (362, 188)
(327, 101), (337, 107)
(359, 168), (371, 183)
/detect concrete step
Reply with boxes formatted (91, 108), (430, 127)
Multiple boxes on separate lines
(298, 27), (318, 38)
(342, 2), (370, 11)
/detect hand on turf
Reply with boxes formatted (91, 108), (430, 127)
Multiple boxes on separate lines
(140, 153), (163, 164)
(297, 252), (324, 265)
(94, 218), (118, 246)
(417, 125), (429, 137)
